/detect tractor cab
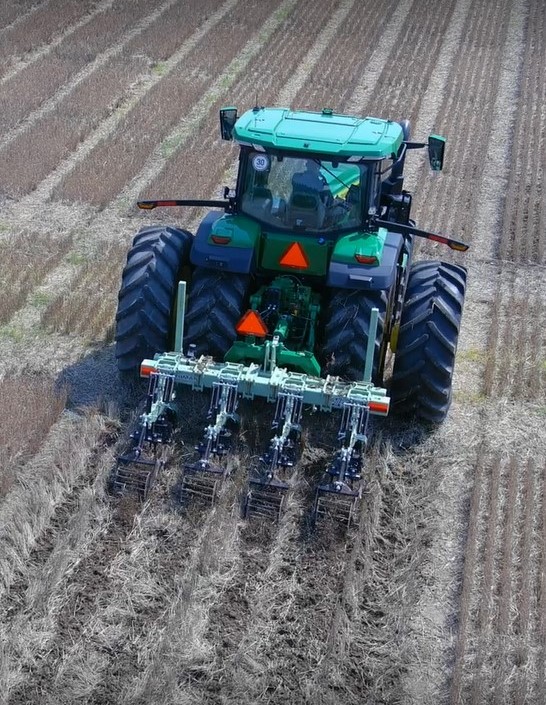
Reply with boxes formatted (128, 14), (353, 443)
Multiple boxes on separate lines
(224, 106), (407, 238)
(238, 149), (370, 235)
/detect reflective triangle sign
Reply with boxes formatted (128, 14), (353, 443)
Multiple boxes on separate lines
(279, 242), (309, 269)
(236, 310), (268, 337)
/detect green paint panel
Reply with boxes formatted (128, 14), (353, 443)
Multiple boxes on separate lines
(260, 232), (329, 275)
(209, 214), (261, 248)
(331, 227), (387, 264)
(234, 107), (403, 159)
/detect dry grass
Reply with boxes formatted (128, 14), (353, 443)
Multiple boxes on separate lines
(0, 376), (66, 497)
(0, 410), (109, 600)
(0, 232), (72, 325)
(41, 240), (127, 342)
(55, 0), (281, 207)
(0, 449), (115, 703)
(0, 57), (147, 197)
(0, 0), (95, 79)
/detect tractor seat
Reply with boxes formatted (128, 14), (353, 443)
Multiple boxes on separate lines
(286, 192), (325, 229)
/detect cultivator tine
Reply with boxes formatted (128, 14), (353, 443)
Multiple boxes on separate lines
(112, 454), (164, 500)
(244, 389), (302, 522)
(244, 478), (288, 521)
(313, 483), (359, 528)
(179, 379), (238, 507)
(312, 399), (369, 529)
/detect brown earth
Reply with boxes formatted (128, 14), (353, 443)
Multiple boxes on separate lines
(0, 1), (545, 703)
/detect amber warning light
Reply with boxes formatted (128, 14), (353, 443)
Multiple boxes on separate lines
(236, 310), (268, 337)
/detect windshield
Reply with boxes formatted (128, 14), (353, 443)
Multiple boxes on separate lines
(239, 152), (371, 233)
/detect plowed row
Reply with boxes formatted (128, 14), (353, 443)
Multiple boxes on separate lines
(0, 1), (545, 703)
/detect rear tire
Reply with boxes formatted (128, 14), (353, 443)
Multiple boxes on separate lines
(115, 225), (192, 376)
(390, 260), (466, 423)
(321, 288), (388, 383)
(184, 268), (250, 359)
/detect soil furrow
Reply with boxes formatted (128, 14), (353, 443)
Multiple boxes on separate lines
(0, 0), (97, 81)
(55, 0), (282, 207)
(499, 0), (546, 264)
(0, 0), (156, 138)
(449, 445), (487, 705)
(468, 454), (500, 704)
(0, 0), (47, 33)
(419, 0), (511, 246)
(0, 0), (184, 198)
(513, 457), (536, 704)
(538, 461), (546, 703)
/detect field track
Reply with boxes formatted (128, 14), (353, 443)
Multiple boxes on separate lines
(0, 1), (545, 703)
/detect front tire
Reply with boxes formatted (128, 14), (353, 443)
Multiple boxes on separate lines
(115, 225), (192, 376)
(390, 260), (467, 423)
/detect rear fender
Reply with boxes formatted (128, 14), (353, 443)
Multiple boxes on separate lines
(327, 230), (404, 291)
(190, 212), (258, 273)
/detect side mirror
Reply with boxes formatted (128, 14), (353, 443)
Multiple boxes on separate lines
(219, 107), (238, 141)
(428, 134), (446, 171)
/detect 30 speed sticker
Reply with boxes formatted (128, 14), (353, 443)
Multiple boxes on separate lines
(252, 154), (270, 172)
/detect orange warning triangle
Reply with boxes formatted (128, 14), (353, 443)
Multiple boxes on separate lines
(279, 242), (309, 269)
(236, 310), (268, 337)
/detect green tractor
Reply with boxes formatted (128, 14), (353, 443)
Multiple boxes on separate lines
(112, 106), (467, 524)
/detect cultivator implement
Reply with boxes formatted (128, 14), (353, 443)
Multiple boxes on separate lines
(112, 338), (389, 525)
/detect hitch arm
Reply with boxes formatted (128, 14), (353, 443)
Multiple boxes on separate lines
(374, 218), (469, 252)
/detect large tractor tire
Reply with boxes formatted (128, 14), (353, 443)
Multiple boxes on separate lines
(184, 267), (250, 359)
(115, 225), (192, 376)
(390, 260), (466, 424)
(321, 288), (388, 383)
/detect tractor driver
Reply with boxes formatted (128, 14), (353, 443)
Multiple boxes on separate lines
(291, 160), (333, 208)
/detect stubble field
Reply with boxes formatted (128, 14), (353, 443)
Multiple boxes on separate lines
(0, 0), (545, 703)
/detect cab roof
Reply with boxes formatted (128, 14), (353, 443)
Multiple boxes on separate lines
(233, 107), (404, 159)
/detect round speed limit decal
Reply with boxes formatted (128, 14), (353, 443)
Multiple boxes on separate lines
(252, 154), (270, 172)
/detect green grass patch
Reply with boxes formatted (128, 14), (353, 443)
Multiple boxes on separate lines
(30, 291), (53, 307)
(152, 61), (168, 76)
(459, 348), (487, 364)
(66, 251), (88, 266)
(0, 324), (25, 342)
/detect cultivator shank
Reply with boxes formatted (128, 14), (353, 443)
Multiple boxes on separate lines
(244, 388), (303, 521)
(313, 399), (368, 527)
(111, 374), (174, 499)
(180, 379), (238, 505)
